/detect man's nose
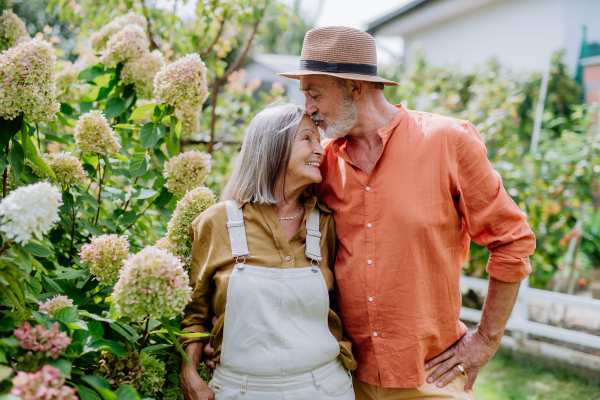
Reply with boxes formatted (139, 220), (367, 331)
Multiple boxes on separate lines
(304, 96), (318, 116)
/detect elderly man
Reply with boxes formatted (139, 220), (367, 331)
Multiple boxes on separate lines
(276, 26), (536, 399)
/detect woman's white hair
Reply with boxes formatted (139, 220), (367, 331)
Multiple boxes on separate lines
(221, 100), (305, 204)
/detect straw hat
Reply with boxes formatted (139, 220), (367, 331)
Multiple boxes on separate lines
(278, 26), (398, 86)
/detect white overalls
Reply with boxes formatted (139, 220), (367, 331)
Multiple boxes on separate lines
(208, 200), (355, 400)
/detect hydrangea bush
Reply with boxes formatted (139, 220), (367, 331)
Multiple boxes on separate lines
(79, 234), (130, 284)
(163, 150), (212, 197)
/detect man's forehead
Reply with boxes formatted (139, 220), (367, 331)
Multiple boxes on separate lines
(299, 76), (331, 91)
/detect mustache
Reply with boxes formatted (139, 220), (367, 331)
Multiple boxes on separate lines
(310, 114), (326, 122)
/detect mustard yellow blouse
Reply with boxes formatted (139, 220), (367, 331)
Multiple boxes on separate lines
(179, 196), (357, 371)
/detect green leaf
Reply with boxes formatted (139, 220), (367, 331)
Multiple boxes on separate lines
(114, 124), (140, 130)
(139, 123), (158, 148)
(110, 323), (134, 344)
(67, 320), (88, 330)
(23, 279), (42, 296)
(159, 317), (191, 366)
(78, 65), (105, 82)
(31, 310), (54, 329)
(7, 140), (24, 180)
(0, 346), (6, 363)
(140, 343), (173, 354)
(116, 385), (140, 400)
(82, 220), (104, 236)
(129, 152), (149, 178)
(131, 187), (157, 199)
(79, 191), (100, 208)
(84, 339), (126, 357)
(88, 320), (104, 339)
(80, 311), (115, 324)
(119, 211), (140, 225)
(104, 98), (126, 119)
(20, 133), (56, 179)
(44, 133), (71, 144)
(155, 328), (210, 338)
(82, 375), (117, 400)
(168, 116), (181, 156)
(60, 103), (73, 115)
(46, 358), (72, 378)
(41, 275), (64, 293)
(0, 365), (13, 382)
(0, 318), (15, 332)
(154, 187), (173, 208)
(75, 385), (102, 400)
(22, 243), (53, 258)
(128, 103), (157, 120)
(53, 306), (79, 324)
(0, 155), (8, 172)
(54, 268), (87, 280)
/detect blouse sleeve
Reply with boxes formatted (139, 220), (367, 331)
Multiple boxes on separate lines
(179, 216), (215, 348)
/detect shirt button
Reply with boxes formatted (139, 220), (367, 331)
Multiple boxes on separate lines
(368, 297), (373, 302)
(366, 186), (371, 191)
(367, 259), (372, 265)
(285, 256), (291, 261)
(367, 223), (372, 228)
(373, 332), (378, 337)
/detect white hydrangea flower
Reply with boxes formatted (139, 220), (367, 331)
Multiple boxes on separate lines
(0, 182), (62, 244)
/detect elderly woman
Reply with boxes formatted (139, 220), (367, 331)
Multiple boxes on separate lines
(178, 101), (356, 400)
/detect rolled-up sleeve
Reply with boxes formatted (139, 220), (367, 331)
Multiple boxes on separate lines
(179, 219), (213, 348)
(455, 121), (536, 282)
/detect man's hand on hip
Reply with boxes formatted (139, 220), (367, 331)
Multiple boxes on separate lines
(424, 329), (499, 393)
(425, 277), (521, 393)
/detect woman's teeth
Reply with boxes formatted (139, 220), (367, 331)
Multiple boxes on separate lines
(306, 162), (320, 167)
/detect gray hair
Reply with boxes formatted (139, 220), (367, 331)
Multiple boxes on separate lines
(221, 100), (305, 204)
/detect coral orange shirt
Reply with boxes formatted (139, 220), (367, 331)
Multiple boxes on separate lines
(316, 105), (535, 388)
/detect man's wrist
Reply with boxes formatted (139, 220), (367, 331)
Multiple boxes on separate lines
(475, 325), (503, 345)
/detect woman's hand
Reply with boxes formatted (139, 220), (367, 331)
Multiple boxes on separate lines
(180, 342), (215, 400)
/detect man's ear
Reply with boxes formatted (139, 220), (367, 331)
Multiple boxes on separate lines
(350, 80), (364, 100)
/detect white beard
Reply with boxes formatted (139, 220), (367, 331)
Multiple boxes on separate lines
(311, 97), (358, 139)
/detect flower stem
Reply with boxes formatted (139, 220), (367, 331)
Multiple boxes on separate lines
(36, 123), (41, 149)
(2, 143), (8, 198)
(121, 176), (140, 212)
(138, 316), (151, 351)
(69, 203), (76, 265)
(0, 239), (11, 257)
(124, 198), (156, 231)
(94, 155), (106, 225)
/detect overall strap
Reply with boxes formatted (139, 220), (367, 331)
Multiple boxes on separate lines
(225, 200), (250, 258)
(305, 207), (323, 263)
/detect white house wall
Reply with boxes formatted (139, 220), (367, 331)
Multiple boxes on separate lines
(403, 0), (567, 72)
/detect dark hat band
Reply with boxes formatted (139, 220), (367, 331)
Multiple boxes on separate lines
(299, 60), (377, 76)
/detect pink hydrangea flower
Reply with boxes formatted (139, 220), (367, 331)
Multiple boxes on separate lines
(163, 150), (211, 197)
(0, 37), (60, 123)
(174, 103), (201, 137)
(38, 295), (73, 319)
(79, 234), (130, 284)
(90, 11), (147, 52)
(55, 62), (83, 104)
(74, 110), (121, 156)
(14, 322), (71, 359)
(40, 152), (87, 187)
(100, 24), (149, 68)
(153, 53), (209, 112)
(9, 365), (78, 400)
(121, 50), (165, 99)
(165, 187), (215, 267)
(0, 9), (29, 51)
(113, 246), (192, 320)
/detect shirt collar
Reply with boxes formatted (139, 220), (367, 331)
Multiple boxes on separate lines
(331, 104), (407, 154)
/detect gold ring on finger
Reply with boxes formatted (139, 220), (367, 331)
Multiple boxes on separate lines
(457, 364), (466, 375)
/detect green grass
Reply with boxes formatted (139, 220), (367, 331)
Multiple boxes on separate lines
(476, 351), (600, 400)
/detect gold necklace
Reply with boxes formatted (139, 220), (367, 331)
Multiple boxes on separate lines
(278, 204), (302, 221)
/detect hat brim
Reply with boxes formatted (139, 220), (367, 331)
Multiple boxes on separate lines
(277, 69), (399, 87)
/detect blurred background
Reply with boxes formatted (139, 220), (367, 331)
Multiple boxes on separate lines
(2, 0), (600, 398)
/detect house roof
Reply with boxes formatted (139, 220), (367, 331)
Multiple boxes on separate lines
(366, 0), (499, 37)
(366, 0), (433, 35)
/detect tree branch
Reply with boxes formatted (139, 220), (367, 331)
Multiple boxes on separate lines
(2, 143), (8, 198)
(200, 14), (226, 58)
(142, 3), (159, 50)
(207, 0), (267, 153)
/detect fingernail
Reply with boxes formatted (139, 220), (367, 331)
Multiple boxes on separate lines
(427, 377), (433, 383)
(425, 363), (429, 369)
(437, 382), (443, 388)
